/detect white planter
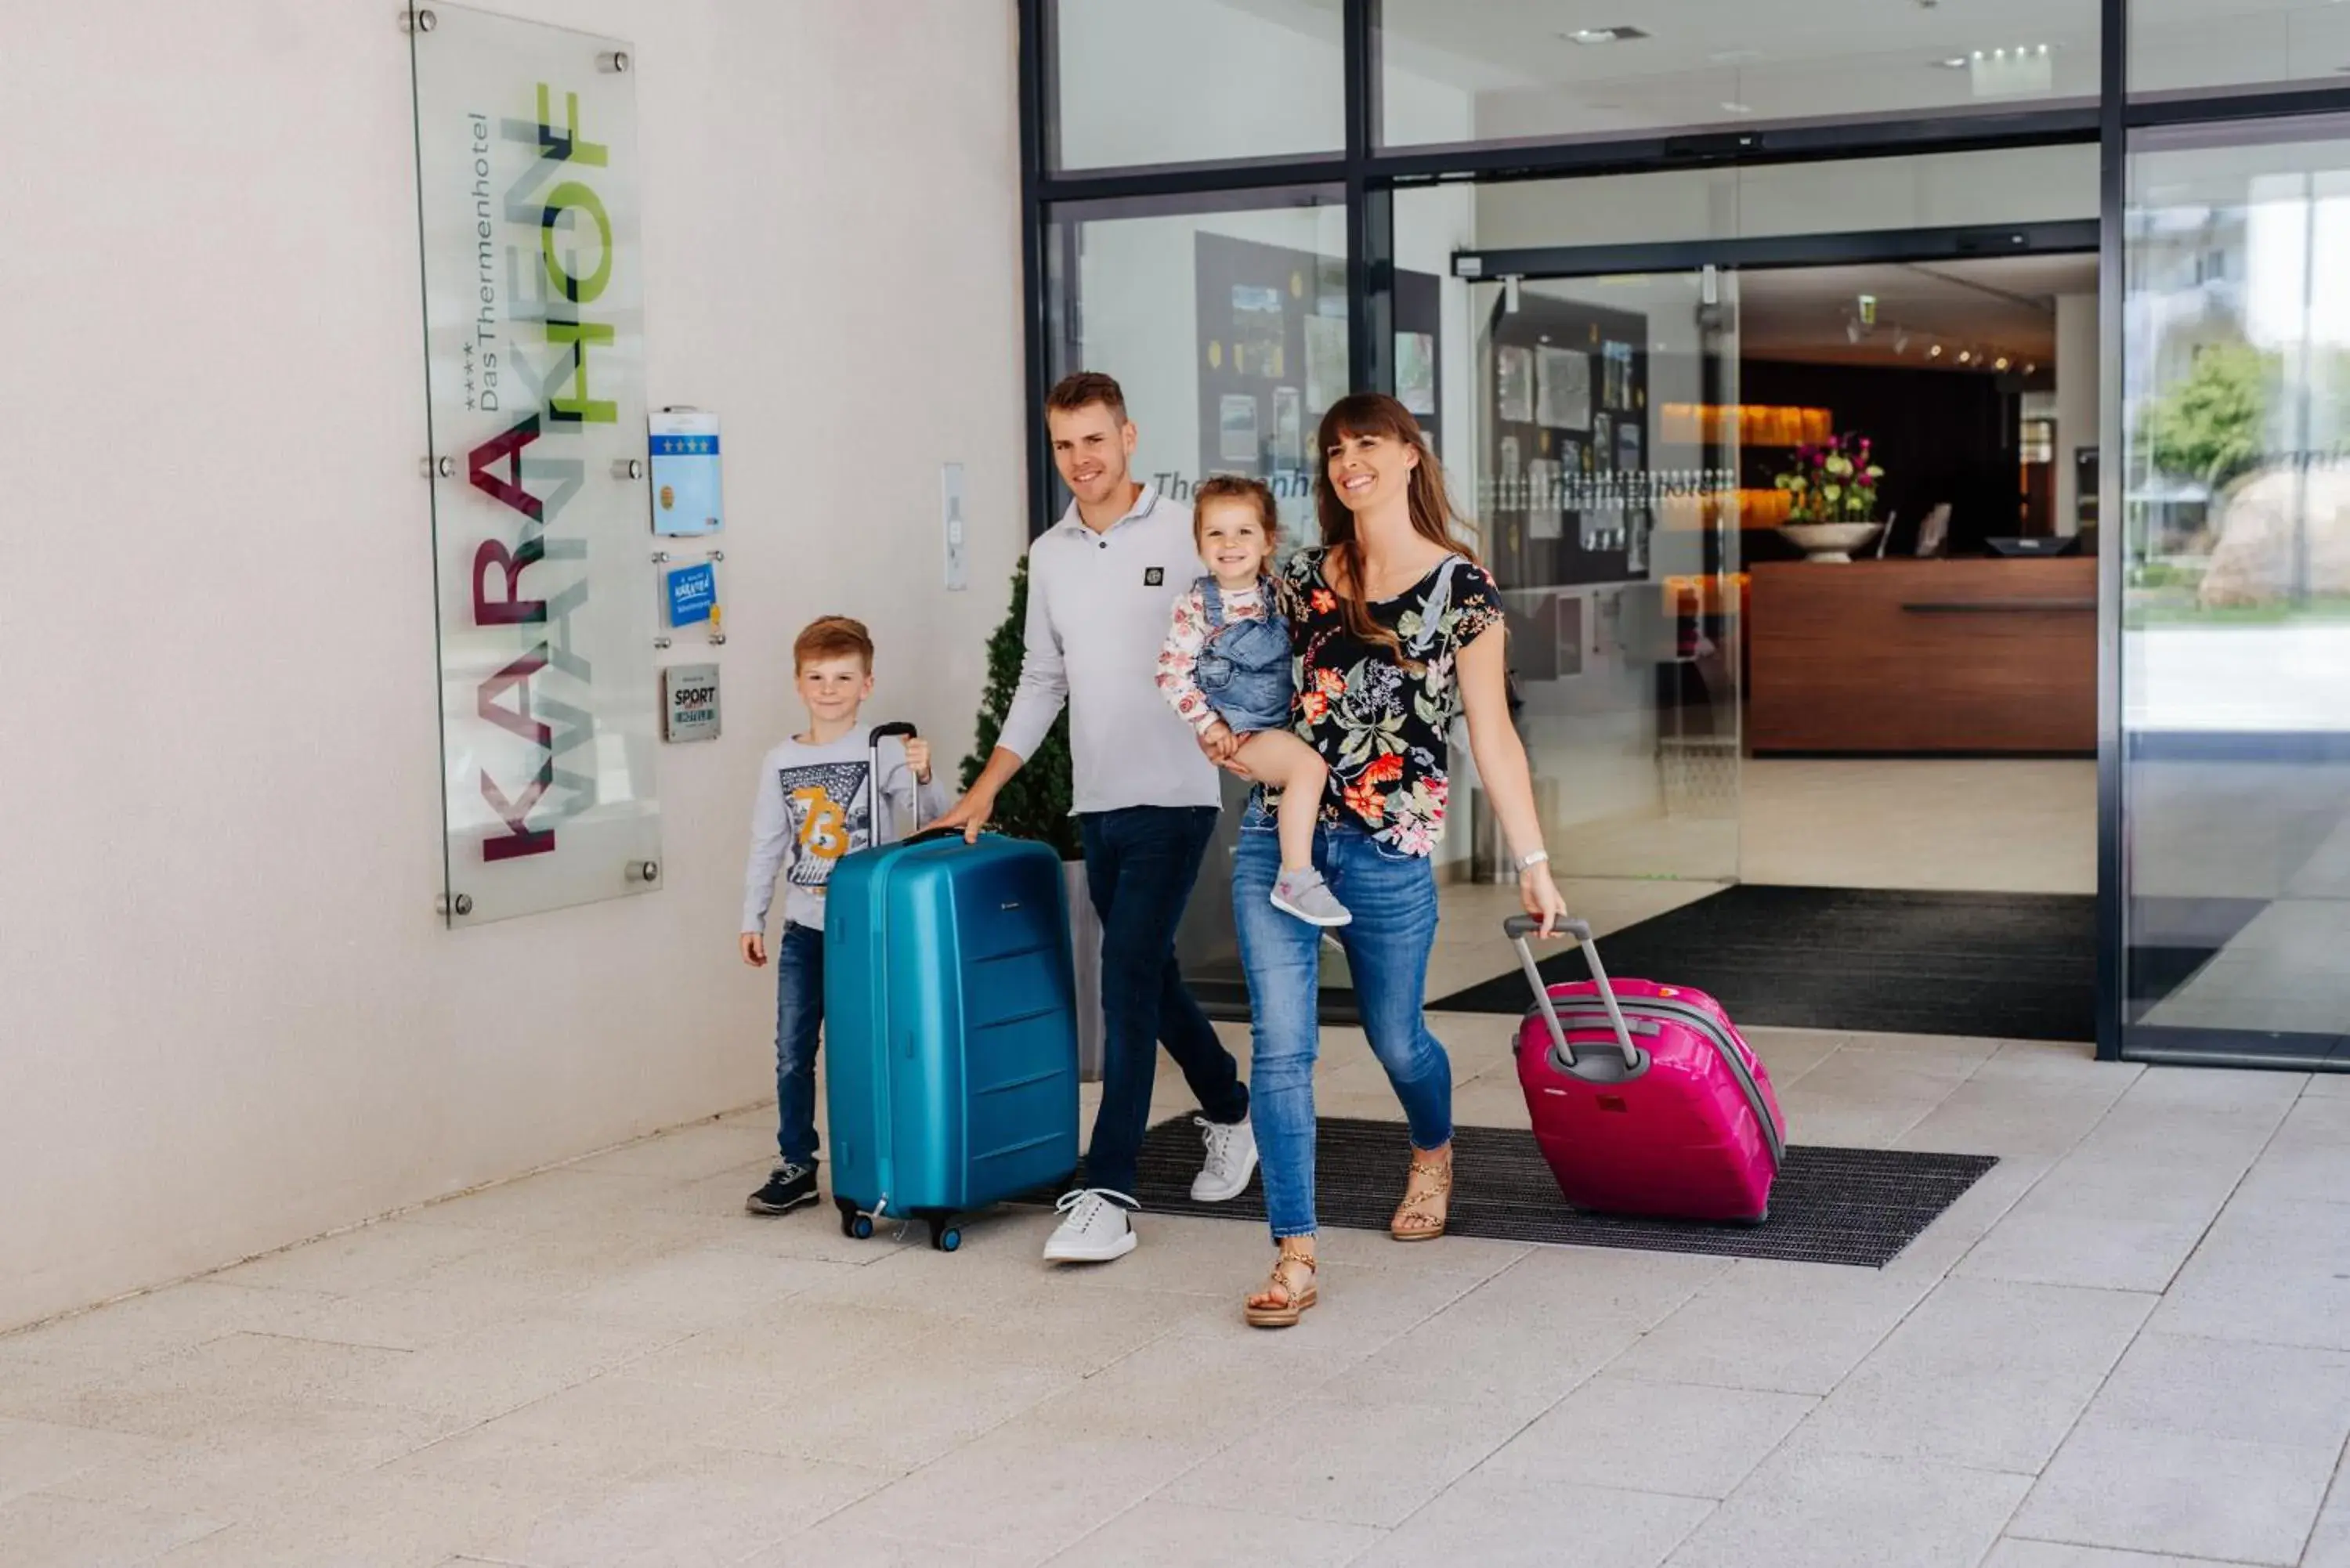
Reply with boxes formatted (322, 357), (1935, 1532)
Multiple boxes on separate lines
(1779, 522), (1884, 562)
(1065, 860), (1105, 1082)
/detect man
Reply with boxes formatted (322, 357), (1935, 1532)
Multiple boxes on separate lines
(931, 371), (1256, 1263)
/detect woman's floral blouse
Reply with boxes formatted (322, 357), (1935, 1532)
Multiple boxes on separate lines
(1267, 547), (1505, 858)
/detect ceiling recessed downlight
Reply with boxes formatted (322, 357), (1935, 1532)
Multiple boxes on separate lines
(1565, 25), (1650, 45)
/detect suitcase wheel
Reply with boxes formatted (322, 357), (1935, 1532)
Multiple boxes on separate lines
(835, 1197), (873, 1240)
(927, 1218), (962, 1253)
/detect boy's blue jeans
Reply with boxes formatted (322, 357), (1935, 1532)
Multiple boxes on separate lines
(772, 923), (825, 1166)
(1231, 805), (1453, 1240)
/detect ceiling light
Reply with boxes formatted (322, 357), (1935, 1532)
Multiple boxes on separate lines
(2024, 362), (2038, 375)
(1565, 26), (1649, 45)
(1894, 330), (1911, 354)
(1928, 344), (1944, 359)
(1958, 350), (1973, 364)
(1994, 356), (2012, 370)
(1721, 100), (1755, 114)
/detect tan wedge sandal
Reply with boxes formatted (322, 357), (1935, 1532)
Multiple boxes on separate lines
(1244, 1244), (1319, 1328)
(1389, 1151), (1454, 1241)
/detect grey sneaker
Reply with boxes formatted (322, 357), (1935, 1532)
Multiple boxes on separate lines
(1271, 868), (1351, 927)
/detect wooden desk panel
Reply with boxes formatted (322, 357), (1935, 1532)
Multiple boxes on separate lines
(1748, 558), (2096, 753)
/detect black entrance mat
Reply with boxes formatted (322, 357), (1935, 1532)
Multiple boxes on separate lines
(1427, 884), (2097, 1042)
(1021, 1115), (1999, 1270)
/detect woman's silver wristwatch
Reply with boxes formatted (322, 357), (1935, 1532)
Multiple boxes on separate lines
(1516, 849), (1550, 874)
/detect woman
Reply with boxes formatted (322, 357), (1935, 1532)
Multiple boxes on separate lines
(1220, 392), (1565, 1328)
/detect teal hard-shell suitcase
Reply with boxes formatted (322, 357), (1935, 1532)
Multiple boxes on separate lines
(821, 725), (1081, 1252)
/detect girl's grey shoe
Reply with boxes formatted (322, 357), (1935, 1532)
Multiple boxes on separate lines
(1271, 868), (1352, 927)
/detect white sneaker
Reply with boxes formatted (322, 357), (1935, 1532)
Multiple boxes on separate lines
(1190, 1115), (1260, 1203)
(1043, 1188), (1138, 1263)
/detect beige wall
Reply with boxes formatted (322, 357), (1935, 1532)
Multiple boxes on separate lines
(0, 0), (1025, 1331)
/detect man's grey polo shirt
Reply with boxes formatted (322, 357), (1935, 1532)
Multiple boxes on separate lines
(997, 484), (1220, 813)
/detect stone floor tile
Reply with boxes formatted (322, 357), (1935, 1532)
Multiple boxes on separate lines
(2011, 1422), (2334, 1566)
(0, 1414), (164, 1507)
(1357, 1469), (1714, 1568)
(1480, 1375), (1813, 1498)
(1609, 1260), (1934, 1395)
(202, 1222), (501, 1298)
(755, 1356), (1078, 1472)
(484, 1443), (891, 1568)
(1665, 1441), (2031, 1568)
(1983, 1541), (2266, 1566)
(738, 1513), (1038, 1567)
(1800, 1278), (2154, 1472)
(338, 1313), (698, 1426)
(0, 1282), (336, 1373)
(821, 1423), (1200, 1560)
(2087, 1332), (2350, 1450)
(1163, 1389), (1527, 1528)
(0, 1489), (227, 1567)
(1043, 1498), (1383, 1568)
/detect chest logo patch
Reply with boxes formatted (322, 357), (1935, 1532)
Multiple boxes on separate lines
(1144, 567), (1164, 587)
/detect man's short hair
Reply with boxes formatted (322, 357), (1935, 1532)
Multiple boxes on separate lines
(792, 615), (873, 674)
(1045, 370), (1129, 428)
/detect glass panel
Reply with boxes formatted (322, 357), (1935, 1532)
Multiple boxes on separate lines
(413, 5), (662, 927)
(1042, 190), (1353, 1002)
(1466, 146), (2100, 255)
(1050, 0), (1343, 171)
(2121, 117), (2350, 1064)
(1379, 0), (2099, 150)
(1463, 272), (1744, 885)
(2131, 0), (2350, 102)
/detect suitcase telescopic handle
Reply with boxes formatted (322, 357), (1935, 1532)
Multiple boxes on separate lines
(1503, 915), (1643, 1071)
(866, 723), (917, 843)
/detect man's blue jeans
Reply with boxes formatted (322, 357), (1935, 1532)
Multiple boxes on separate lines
(1231, 804), (1453, 1240)
(1078, 805), (1250, 1197)
(772, 923), (825, 1166)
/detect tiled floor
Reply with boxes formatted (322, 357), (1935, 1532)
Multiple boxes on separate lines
(6, 1011), (2349, 1567)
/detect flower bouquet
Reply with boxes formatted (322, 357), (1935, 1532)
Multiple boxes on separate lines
(1772, 434), (1887, 562)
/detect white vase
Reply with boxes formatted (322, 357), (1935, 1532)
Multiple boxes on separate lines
(1779, 521), (1884, 562)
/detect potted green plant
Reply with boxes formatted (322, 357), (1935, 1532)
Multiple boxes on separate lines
(960, 556), (1103, 1078)
(1773, 434), (1886, 561)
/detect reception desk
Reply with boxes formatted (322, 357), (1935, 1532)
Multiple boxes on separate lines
(1748, 557), (2096, 753)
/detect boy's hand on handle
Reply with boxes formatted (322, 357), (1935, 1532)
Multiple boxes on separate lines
(904, 738), (932, 783)
(926, 789), (994, 844)
(740, 932), (767, 967)
(1519, 861), (1567, 939)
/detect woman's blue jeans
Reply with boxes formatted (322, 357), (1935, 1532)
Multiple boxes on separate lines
(1231, 804), (1453, 1240)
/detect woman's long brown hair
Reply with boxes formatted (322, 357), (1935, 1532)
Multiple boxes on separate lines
(1313, 393), (1480, 668)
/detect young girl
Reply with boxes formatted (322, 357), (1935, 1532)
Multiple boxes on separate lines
(1155, 475), (1350, 928)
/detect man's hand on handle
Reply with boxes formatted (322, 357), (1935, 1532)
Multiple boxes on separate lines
(924, 787), (996, 844)
(905, 738), (932, 784)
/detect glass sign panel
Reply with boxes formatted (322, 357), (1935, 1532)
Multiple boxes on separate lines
(411, 4), (660, 926)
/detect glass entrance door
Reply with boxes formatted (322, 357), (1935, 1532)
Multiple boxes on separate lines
(2120, 116), (2350, 1066)
(1465, 269), (1745, 889)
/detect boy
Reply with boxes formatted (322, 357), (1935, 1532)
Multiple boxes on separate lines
(739, 616), (944, 1215)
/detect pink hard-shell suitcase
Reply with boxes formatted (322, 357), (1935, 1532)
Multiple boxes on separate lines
(1507, 916), (1787, 1223)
